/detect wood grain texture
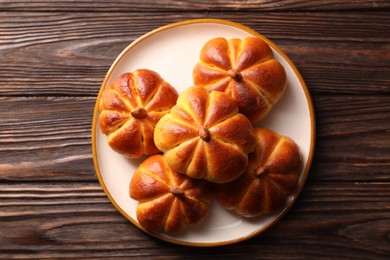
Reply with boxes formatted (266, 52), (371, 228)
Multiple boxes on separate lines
(0, 12), (389, 96)
(312, 94), (390, 181)
(0, 182), (389, 258)
(0, 97), (95, 181)
(1, 1), (389, 258)
(0, 0), (389, 11)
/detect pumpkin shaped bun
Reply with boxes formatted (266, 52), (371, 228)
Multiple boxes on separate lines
(99, 69), (178, 158)
(130, 154), (212, 234)
(154, 86), (256, 183)
(193, 37), (287, 122)
(213, 128), (302, 218)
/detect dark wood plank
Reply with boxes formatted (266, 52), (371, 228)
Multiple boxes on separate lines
(0, 97), (96, 181)
(0, 95), (388, 182)
(0, 0), (388, 11)
(0, 181), (388, 258)
(0, 12), (389, 97)
(312, 94), (390, 181)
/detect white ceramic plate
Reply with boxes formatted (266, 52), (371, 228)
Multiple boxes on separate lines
(92, 19), (315, 247)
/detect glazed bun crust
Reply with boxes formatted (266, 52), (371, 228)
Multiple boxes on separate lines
(193, 37), (287, 122)
(99, 69), (178, 158)
(129, 155), (211, 234)
(213, 128), (302, 217)
(154, 86), (256, 183)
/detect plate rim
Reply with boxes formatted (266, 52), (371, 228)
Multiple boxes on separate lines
(91, 18), (316, 247)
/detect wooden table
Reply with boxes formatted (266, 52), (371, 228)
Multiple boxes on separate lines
(1, 1), (389, 258)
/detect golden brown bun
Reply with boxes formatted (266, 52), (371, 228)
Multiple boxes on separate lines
(154, 86), (256, 183)
(129, 154), (211, 234)
(193, 37), (287, 122)
(99, 69), (178, 158)
(213, 128), (302, 217)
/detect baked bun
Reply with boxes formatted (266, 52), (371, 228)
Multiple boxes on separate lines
(213, 128), (302, 217)
(130, 154), (211, 234)
(193, 37), (287, 122)
(154, 86), (256, 183)
(99, 69), (178, 158)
